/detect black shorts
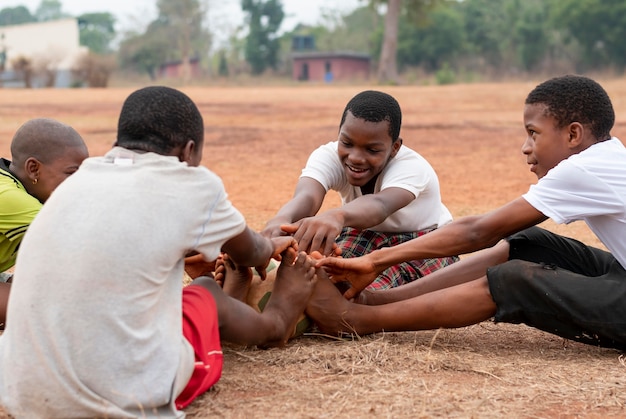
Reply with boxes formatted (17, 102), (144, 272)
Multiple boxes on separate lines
(486, 226), (626, 350)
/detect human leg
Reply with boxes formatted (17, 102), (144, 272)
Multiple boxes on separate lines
(488, 258), (626, 350)
(214, 253), (251, 301)
(193, 248), (316, 347)
(360, 240), (510, 305)
(507, 226), (615, 275)
(307, 268), (497, 336)
(336, 227), (460, 290)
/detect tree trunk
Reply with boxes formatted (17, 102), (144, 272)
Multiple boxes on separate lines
(377, 0), (401, 84)
(181, 24), (191, 85)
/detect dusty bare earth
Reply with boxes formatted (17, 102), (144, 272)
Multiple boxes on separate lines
(1, 79), (626, 418)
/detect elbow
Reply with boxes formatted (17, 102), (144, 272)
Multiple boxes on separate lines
(460, 217), (502, 249)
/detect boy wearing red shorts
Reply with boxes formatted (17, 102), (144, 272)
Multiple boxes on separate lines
(0, 86), (317, 417)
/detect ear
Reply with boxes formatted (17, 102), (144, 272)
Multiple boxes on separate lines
(390, 137), (402, 158)
(566, 122), (584, 149)
(178, 140), (196, 164)
(24, 157), (41, 183)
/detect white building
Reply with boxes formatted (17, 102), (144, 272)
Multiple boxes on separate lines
(0, 18), (88, 87)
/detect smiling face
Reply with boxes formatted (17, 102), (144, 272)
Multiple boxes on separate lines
(337, 111), (401, 187)
(522, 103), (574, 179)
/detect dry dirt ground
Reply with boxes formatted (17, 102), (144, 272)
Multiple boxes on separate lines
(1, 79), (626, 418)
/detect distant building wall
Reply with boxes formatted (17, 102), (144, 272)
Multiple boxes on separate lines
(291, 52), (370, 82)
(157, 58), (202, 79)
(0, 18), (87, 87)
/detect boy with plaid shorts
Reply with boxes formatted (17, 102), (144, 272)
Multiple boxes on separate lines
(262, 90), (458, 290)
(311, 75), (626, 351)
(0, 86), (317, 418)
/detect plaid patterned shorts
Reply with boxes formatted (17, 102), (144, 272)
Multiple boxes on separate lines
(336, 227), (459, 290)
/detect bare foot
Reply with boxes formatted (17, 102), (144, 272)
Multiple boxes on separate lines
(216, 253), (253, 302)
(309, 251), (353, 297)
(305, 268), (357, 336)
(263, 248), (317, 346)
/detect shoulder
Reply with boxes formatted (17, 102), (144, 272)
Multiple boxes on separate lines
(309, 141), (339, 159)
(0, 178), (40, 216)
(384, 145), (435, 176)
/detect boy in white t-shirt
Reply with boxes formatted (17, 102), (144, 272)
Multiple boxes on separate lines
(311, 75), (626, 351)
(0, 86), (318, 418)
(262, 90), (458, 290)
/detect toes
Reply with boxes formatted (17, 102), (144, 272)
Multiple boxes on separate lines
(280, 247), (298, 266)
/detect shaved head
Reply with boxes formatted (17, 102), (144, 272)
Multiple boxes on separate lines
(8, 118), (88, 203)
(11, 118), (86, 166)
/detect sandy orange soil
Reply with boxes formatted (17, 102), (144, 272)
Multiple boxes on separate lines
(1, 79), (625, 418)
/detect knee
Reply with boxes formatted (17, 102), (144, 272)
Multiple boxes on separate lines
(191, 275), (220, 292)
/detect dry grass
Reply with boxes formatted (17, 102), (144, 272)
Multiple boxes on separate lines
(1, 78), (626, 418)
(187, 327), (625, 418)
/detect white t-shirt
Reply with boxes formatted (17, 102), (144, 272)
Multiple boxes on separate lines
(523, 137), (626, 267)
(301, 141), (452, 232)
(0, 148), (246, 418)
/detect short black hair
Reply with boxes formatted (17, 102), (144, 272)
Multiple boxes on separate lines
(339, 90), (402, 142)
(116, 86), (204, 154)
(525, 75), (614, 141)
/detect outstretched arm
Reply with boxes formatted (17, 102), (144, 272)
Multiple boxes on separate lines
(282, 186), (415, 256)
(222, 226), (296, 269)
(261, 177), (326, 238)
(317, 197), (547, 299)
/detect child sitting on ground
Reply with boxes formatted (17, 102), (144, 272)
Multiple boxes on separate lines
(262, 90), (458, 290)
(311, 75), (626, 351)
(0, 118), (88, 327)
(0, 86), (318, 418)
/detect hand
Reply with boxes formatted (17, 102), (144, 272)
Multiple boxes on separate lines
(315, 254), (379, 300)
(184, 253), (216, 279)
(269, 235), (298, 259)
(280, 212), (343, 256)
(253, 236), (297, 280)
(260, 221), (288, 239)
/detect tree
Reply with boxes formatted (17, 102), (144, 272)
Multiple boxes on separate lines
(34, 0), (67, 22)
(11, 55), (33, 87)
(241, 0), (284, 75)
(552, 0), (626, 72)
(374, 0), (441, 84)
(396, 4), (464, 71)
(0, 6), (36, 26)
(72, 51), (116, 87)
(156, 0), (210, 83)
(118, 0), (211, 82)
(118, 26), (170, 80)
(512, 0), (550, 72)
(77, 12), (116, 54)
(377, 0), (400, 83)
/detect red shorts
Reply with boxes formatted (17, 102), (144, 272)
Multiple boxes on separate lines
(175, 284), (223, 410)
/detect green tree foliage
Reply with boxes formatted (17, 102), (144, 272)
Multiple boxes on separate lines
(156, 0), (210, 82)
(512, 0), (550, 72)
(552, 0), (626, 71)
(217, 49), (229, 76)
(77, 13), (116, 54)
(373, 0), (443, 83)
(285, 0), (626, 80)
(35, 0), (68, 22)
(460, 0), (509, 69)
(304, 6), (379, 53)
(118, 0), (210, 81)
(118, 23), (171, 80)
(241, 0), (284, 75)
(396, 3), (464, 71)
(0, 6), (36, 26)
